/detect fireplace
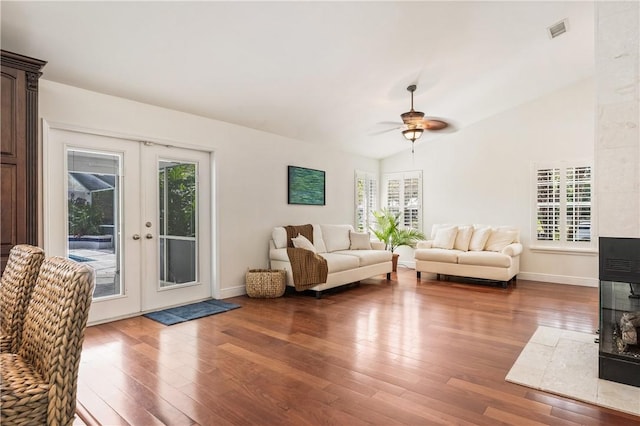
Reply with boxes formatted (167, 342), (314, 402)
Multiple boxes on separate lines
(598, 237), (640, 387)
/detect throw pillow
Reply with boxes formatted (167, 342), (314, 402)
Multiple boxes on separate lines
(320, 224), (353, 252)
(432, 226), (458, 249)
(468, 227), (492, 251)
(430, 223), (454, 240)
(485, 229), (518, 252)
(291, 234), (317, 253)
(453, 225), (473, 251)
(349, 231), (372, 250)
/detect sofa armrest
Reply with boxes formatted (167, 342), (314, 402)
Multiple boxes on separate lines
(370, 241), (385, 250)
(416, 240), (433, 249)
(501, 243), (523, 257)
(270, 248), (290, 262)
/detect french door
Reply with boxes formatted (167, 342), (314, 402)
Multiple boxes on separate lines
(45, 125), (211, 324)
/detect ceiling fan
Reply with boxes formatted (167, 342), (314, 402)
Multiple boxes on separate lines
(375, 84), (450, 152)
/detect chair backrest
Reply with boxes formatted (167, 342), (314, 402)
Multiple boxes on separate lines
(0, 244), (45, 352)
(18, 256), (95, 426)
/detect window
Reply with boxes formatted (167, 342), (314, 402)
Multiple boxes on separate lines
(534, 162), (593, 248)
(382, 171), (423, 231)
(355, 171), (377, 232)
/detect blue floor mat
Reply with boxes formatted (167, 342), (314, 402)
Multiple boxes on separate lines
(143, 299), (241, 326)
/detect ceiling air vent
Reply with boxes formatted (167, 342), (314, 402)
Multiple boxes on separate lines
(548, 19), (568, 39)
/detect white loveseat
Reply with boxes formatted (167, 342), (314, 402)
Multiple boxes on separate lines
(414, 224), (523, 288)
(269, 224), (393, 295)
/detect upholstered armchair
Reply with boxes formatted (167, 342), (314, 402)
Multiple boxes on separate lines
(0, 244), (45, 353)
(0, 256), (95, 426)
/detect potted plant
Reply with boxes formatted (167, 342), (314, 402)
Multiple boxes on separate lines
(370, 208), (426, 271)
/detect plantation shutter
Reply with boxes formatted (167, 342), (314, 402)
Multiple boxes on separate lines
(355, 171), (378, 232)
(403, 176), (420, 229)
(366, 175), (378, 231)
(386, 178), (401, 218)
(536, 168), (560, 241)
(383, 171), (422, 232)
(533, 162), (593, 248)
(566, 166), (591, 242)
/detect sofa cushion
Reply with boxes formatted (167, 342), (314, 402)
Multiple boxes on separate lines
(432, 226), (458, 249)
(292, 234), (316, 253)
(318, 252), (360, 273)
(349, 231), (372, 250)
(416, 241), (433, 249)
(485, 229), (518, 252)
(495, 226), (520, 243)
(312, 224), (327, 253)
(454, 225), (473, 251)
(469, 227), (492, 251)
(370, 241), (386, 250)
(321, 224), (353, 252)
(414, 248), (462, 263)
(457, 251), (511, 268)
(333, 250), (392, 266)
(272, 227), (287, 249)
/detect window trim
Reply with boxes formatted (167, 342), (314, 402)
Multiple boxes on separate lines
(531, 160), (595, 251)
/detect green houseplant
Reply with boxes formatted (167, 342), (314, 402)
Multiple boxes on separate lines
(370, 208), (426, 271)
(68, 196), (103, 237)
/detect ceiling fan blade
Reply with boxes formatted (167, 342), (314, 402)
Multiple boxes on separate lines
(423, 119), (448, 131)
(369, 126), (403, 136)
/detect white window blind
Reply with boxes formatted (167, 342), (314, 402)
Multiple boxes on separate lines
(403, 176), (420, 229)
(355, 171), (377, 232)
(533, 162), (593, 248)
(383, 171), (422, 232)
(536, 168), (560, 241)
(566, 166), (591, 243)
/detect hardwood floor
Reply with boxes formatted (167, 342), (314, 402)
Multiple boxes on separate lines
(75, 269), (640, 425)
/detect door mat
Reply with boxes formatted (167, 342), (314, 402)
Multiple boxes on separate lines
(143, 299), (241, 326)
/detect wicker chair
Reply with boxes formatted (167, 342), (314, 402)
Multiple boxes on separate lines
(0, 256), (95, 426)
(0, 244), (45, 353)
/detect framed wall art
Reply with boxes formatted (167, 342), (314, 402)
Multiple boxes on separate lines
(288, 165), (325, 206)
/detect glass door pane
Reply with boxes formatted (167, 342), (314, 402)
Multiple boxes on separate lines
(67, 149), (121, 298)
(158, 160), (197, 287)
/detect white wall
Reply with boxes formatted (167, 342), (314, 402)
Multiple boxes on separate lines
(381, 78), (598, 286)
(39, 80), (379, 298)
(595, 1), (640, 238)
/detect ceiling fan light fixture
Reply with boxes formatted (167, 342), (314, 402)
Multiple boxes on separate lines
(400, 110), (425, 125)
(402, 128), (423, 142)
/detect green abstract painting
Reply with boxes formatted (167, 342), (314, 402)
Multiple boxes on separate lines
(288, 166), (325, 205)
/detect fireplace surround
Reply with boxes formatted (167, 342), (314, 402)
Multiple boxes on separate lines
(598, 237), (640, 387)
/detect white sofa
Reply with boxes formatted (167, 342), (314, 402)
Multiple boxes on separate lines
(414, 224), (523, 288)
(269, 224), (393, 295)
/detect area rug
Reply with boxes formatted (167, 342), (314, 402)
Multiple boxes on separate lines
(506, 326), (640, 416)
(143, 299), (240, 326)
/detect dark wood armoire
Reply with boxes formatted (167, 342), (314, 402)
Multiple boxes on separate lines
(1, 50), (46, 273)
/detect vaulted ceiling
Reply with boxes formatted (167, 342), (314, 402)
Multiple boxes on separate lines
(1, 1), (594, 159)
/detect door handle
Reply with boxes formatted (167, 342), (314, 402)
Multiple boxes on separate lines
(145, 234), (153, 239)
(132, 234), (140, 240)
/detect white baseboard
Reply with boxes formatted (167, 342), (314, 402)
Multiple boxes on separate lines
(517, 272), (598, 287)
(219, 285), (247, 299)
(398, 260), (416, 269)
(219, 269), (596, 298)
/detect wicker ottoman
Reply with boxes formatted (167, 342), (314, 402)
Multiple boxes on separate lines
(245, 269), (286, 298)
